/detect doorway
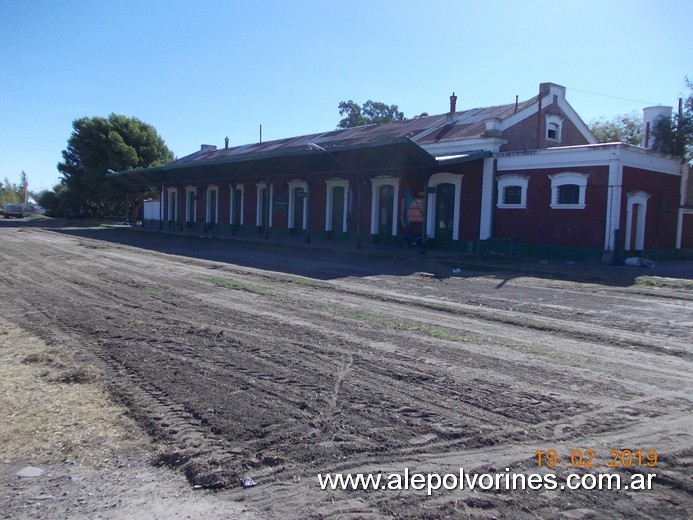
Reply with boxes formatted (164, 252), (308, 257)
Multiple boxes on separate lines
(292, 186), (305, 236)
(378, 185), (394, 242)
(435, 183), (455, 245)
(233, 188), (243, 231)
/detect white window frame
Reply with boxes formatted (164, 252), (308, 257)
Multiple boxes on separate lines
(370, 177), (400, 236)
(325, 179), (349, 232)
(288, 180), (308, 230)
(548, 172), (589, 210)
(426, 172), (462, 240)
(166, 187), (178, 221)
(496, 174), (528, 209)
(545, 114), (563, 142)
(229, 184), (244, 226)
(185, 186), (197, 223)
(206, 184), (219, 224)
(256, 182), (273, 227)
(625, 190), (651, 251)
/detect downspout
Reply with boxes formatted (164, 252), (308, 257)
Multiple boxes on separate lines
(159, 185), (163, 229)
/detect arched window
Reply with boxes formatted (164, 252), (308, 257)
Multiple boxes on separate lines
(370, 177), (400, 237)
(548, 172), (588, 209)
(185, 186), (196, 223)
(496, 174), (528, 209)
(545, 114), (563, 142)
(206, 185), (219, 225)
(166, 187), (178, 221)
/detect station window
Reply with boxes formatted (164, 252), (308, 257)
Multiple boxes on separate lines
(503, 186), (522, 205)
(496, 175), (529, 209)
(557, 184), (580, 205)
(548, 172), (588, 209)
(545, 115), (563, 142)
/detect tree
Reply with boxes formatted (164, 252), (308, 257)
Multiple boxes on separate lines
(0, 177), (22, 207)
(57, 114), (174, 217)
(651, 78), (693, 161)
(338, 100), (405, 128)
(589, 112), (643, 145)
(37, 183), (70, 217)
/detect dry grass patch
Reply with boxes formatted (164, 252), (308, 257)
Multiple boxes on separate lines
(0, 319), (145, 465)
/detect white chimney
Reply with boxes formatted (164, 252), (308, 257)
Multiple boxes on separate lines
(641, 106), (672, 148)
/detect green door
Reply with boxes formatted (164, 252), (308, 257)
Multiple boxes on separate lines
(378, 185), (394, 242)
(233, 189), (242, 231)
(331, 186), (345, 237)
(187, 191), (196, 227)
(292, 187), (305, 236)
(259, 188), (268, 233)
(435, 183), (455, 245)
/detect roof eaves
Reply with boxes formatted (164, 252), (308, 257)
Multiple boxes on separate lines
(435, 150), (492, 166)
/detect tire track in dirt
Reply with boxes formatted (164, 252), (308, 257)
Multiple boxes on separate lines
(1, 227), (691, 519)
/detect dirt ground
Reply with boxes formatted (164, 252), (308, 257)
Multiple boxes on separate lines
(0, 221), (691, 519)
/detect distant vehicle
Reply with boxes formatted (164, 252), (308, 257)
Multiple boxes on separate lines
(2, 203), (25, 218)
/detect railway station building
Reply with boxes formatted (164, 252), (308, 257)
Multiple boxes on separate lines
(113, 82), (692, 261)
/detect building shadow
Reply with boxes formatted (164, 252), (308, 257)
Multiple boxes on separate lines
(12, 220), (692, 287)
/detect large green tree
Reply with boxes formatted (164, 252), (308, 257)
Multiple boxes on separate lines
(57, 114), (174, 216)
(338, 100), (406, 128)
(589, 112), (643, 145)
(651, 78), (693, 161)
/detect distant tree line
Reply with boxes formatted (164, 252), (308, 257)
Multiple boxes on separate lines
(337, 100), (428, 128)
(589, 78), (692, 163)
(0, 171), (28, 207)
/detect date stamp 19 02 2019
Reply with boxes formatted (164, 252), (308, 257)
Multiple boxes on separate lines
(535, 449), (658, 469)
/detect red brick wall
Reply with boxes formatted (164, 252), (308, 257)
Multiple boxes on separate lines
(307, 181), (326, 231)
(218, 185), (230, 225)
(621, 167), (680, 249)
(494, 166), (609, 248)
(271, 183), (288, 229)
(457, 161), (483, 240)
(500, 106), (591, 152)
(245, 184), (257, 227)
(355, 180), (372, 236)
(682, 213), (693, 248)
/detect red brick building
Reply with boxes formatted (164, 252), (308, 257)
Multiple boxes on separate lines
(117, 83), (691, 261)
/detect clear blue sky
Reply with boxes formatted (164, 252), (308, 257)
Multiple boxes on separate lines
(1, 0), (690, 192)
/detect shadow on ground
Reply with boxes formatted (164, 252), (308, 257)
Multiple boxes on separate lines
(5, 219), (691, 287)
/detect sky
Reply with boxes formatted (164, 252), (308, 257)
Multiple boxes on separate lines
(1, 0), (691, 193)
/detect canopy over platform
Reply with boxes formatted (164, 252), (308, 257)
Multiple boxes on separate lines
(109, 137), (489, 190)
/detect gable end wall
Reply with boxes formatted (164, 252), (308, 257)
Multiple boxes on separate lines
(500, 105), (591, 152)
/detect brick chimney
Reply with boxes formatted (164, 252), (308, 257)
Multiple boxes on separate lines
(225, 136), (229, 149)
(449, 92), (457, 113)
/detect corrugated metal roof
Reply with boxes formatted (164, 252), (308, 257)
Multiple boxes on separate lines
(167, 97), (539, 168)
(110, 137), (452, 190)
